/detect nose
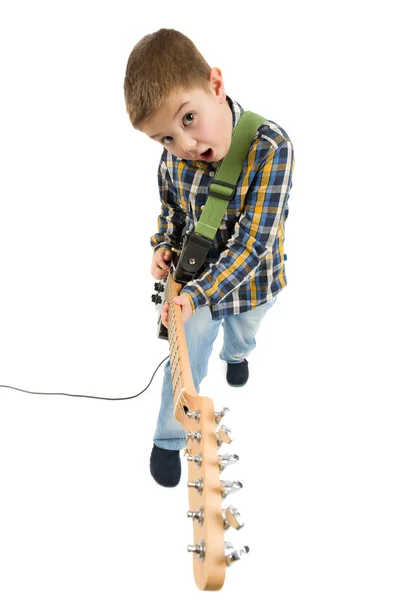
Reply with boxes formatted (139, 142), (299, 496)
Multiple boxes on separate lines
(179, 134), (197, 155)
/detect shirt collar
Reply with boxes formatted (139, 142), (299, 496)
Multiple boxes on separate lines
(227, 95), (244, 132)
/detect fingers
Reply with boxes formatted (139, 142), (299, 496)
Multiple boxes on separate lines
(161, 301), (168, 328)
(156, 249), (171, 270)
(151, 249), (172, 280)
(161, 297), (192, 328)
(157, 253), (171, 272)
(151, 266), (169, 280)
(163, 250), (172, 263)
(151, 261), (171, 280)
(159, 261), (171, 273)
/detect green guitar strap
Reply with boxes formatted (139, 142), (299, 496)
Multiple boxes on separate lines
(173, 110), (266, 284)
(194, 110), (266, 240)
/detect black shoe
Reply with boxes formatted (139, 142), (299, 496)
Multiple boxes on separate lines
(226, 358), (249, 387)
(150, 444), (181, 487)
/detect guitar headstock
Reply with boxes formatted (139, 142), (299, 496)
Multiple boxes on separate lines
(174, 391), (249, 591)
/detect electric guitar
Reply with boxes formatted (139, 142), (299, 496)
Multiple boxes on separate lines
(152, 262), (249, 591)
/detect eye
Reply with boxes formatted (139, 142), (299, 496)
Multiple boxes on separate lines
(162, 136), (173, 145)
(183, 112), (195, 126)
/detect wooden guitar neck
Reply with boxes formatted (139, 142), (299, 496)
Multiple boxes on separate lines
(164, 272), (227, 591)
(162, 271), (249, 590)
(164, 274), (197, 403)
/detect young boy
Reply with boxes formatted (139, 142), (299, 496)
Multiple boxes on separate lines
(124, 29), (294, 487)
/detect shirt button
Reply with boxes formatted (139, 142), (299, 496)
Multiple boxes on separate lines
(200, 205), (204, 211)
(209, 171), (215, 177)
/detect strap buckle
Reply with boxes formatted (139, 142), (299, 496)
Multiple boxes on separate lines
(209, 180), (236, 201)
(173, 231), (211, 284)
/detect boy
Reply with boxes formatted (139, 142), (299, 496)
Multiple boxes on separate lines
(124, 29), (294, 487)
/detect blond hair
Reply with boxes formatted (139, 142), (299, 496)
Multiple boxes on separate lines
(124, 29), (212, 128)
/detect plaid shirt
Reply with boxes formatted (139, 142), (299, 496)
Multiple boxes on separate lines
(150, 97), (295, 320)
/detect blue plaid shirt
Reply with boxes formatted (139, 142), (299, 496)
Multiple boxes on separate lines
(150, 97), (295, 320)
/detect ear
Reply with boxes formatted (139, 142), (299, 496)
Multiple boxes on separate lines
(208, 67), (226, 103)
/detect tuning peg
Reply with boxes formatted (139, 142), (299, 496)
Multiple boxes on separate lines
(154, 282), (165, 292)
(225, 542), (250, 566)
(185, 408), (201, 423)
(218, 453), (239, 471)
(187, 539), (206, 561)
(216, 425), (234, 446)
(220, 480), (243, 498)
(187, 506), (204, 526)
(151, 293), (162, 304)
(223, 505), (245, 530)
(187, 476), (204, 495)
(186, 430), (202, 444)
(215, 406), (230, 424)
(187, 452), (203, 468)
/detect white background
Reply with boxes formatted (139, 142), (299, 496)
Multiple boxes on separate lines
(0, 1), (399, 598)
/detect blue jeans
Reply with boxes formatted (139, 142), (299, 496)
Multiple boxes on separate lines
(153, 296), (277, 450)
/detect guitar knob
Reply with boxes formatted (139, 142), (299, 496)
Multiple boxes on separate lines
(187, 452), (203, 468)
(220, 480), (243, 498)
(225, 542), (250, 566)
(151, 294), (162, 304)
(185, 408), (201, 423)
(216, 425), (234, 446)
(187, 506), (204, 526)
(215, 406), (230, 424)
(223, 505), (245, 530)
(187, 539), (206, 561)
(186, 430), (202, 444)
(218, 453), (239, 471)
(187, 476), (204, 495)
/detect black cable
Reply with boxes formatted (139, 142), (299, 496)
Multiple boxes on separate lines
(0, 355), (169, 401)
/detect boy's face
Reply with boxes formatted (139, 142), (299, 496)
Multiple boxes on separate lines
(139, 67), (233, 163)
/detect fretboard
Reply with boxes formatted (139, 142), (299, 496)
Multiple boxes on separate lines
(165, 273), (197, 410)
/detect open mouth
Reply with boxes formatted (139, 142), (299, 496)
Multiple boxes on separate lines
(200, 148), (213, 160)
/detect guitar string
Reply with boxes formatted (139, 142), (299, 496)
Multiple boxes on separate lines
(166, 265), (191, 421)
(166, 266), (194, 438)
(167, 279), (190, 423)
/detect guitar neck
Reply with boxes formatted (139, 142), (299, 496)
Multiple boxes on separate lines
(165, 273), (198, 407)
(164, 272), (227, 591)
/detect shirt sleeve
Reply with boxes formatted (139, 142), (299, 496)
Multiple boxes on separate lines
(181, 139), (294, 311)
(150, 157), (187, 253)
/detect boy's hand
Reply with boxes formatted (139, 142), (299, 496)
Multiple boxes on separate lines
(161, 294), (193, 328)
(151, 248), (173, 280)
